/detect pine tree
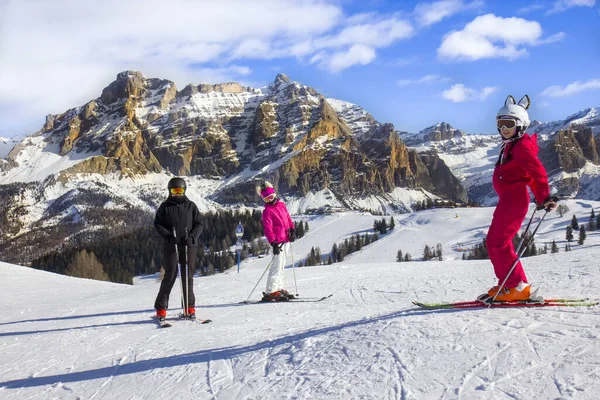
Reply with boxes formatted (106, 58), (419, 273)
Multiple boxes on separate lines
(404, 253), (412, 262)
(589, 209), (597, 231)
(435, 243), (443, 261)
(462, 252), (467, 260)
(578, 225), (586, 245)
(331, 243), (339, 262)
(304, 221), (309, 232)
(376, 218), (387, 234)
(423, 245), (431, 261)
(551, 240), (559, 253)
(397, 250), (403, 262)
(390, 216), (395, 230)
(566, 226), (573, 242)
(571, 215), (579, 230)
(296, 220), (305, 238)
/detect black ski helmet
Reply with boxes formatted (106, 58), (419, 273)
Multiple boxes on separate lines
(167, 177), (186, 191)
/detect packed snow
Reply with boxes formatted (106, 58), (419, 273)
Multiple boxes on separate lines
(1, 200), (599, 399)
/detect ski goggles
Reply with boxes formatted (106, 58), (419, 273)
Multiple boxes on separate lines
(497, 118), (517, 130)
(263, 193), (276, 203)
(170, 187), (185, 195)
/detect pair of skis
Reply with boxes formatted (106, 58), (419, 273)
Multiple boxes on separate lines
(413, 298), (598, 310)
(240, 294), (333, 304)
(154, 315), (212, 328)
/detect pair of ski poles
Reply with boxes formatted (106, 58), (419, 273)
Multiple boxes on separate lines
(243, 242), (299, 303)
(173, 227), (191, 317)
(489, 197), (558, 304)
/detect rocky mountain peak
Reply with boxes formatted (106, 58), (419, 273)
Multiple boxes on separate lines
(100, 70), (147, 105)
(275, 73), (291, 85)
(418, 122), (464, 142)
(268, 73), (293, 92)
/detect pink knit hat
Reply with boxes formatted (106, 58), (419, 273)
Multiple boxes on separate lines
(257, 181), (276, 200)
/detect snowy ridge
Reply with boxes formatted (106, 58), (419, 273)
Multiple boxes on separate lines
(530, 106), (600, 136)
(1, 200), (599, 399)
(0, 136), (22, 159)
(398, 122), (467, 146)
(326, 97), (377, 137)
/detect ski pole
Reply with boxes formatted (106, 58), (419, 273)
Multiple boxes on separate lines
(242, 255), (276, 303)
(513, 207), (537, 256)
(289, 242), (299, 297)
(173, 227), (187, 318)
(490, 207), (550, 304)
(184, 227), (189, 316)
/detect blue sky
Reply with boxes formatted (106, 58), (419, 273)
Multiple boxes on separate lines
(0, 0), (598, 138)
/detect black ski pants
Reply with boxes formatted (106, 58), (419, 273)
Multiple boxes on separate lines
(154, 242), (198, 311)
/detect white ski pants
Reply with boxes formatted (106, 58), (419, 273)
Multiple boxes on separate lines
(265, 242), (290, 294)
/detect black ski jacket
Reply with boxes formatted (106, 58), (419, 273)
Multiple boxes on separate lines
(154, 196), (203, 246)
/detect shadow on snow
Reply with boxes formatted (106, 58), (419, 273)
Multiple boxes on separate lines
(0, 306), (482, 389)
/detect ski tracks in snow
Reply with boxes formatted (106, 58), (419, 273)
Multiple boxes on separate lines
(444, 310), (600, 399)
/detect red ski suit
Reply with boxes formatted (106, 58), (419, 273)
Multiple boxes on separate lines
(487, 134), (550, 288)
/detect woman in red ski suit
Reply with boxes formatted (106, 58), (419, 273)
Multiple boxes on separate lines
(258, 181), (296, 302)
(483, 95), (556, 302)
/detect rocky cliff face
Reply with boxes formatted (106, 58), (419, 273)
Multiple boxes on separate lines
(537, 125), (600, 196)
(2, 71), (466, 205)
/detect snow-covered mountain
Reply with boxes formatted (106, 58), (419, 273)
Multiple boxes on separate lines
(395, 109), (600, 206)
(530, 107), (600, 136)
(0, 70), (598, 266)
(2, 201), (599, 399)
(0, 72), (466, 265)
(0, 135), (23, 159)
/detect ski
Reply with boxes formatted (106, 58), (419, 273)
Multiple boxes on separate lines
(153, 316), (172, 328)
(288, 294), (333, 303)
(413, 298), (598, 310)
(178, 314), (212, 324)
(241, 294), (333, 304)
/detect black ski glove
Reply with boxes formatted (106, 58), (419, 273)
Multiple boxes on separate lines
(168, 235), (180, 245)
(537, 196), (558, 211)
(185, 236), (195, 246)
(179, 235), (188, 245)
(271, 242), (282, 255)
(287, 228), (296, 242)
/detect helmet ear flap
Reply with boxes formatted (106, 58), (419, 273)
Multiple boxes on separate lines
(505, 95), (516, 106)
(517, 95), (530, 110)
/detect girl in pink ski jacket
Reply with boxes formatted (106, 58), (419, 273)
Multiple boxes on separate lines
(481, 95), (556, 303)
(257, 181), (296, 302)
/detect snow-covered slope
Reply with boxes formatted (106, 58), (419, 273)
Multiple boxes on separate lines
(2, 201), (599, 399)
(0, 135), (22, 159)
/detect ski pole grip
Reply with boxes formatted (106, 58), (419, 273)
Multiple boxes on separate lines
(536, 196), (559, 211)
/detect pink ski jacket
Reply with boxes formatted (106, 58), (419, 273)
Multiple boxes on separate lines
(262, 199), (294, 244)
(493, 133), (550, 205)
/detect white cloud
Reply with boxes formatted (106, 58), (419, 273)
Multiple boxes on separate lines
(311, 17), (414, 72)
(540, 79), (600, 97)
(0, 0), (420, 134)
(414, 0), (483, 27)
(327, 45), (377, 73)
(547, 0), (596, 14)
(440, 84), (498, 102)
(386, 56), (421, 67)
(397, 74), (449, 86)
(437, 14), (563, 61)
(517, 3), (546, 14)
(316, 18), (414, 49)
(518, 0), (595, 14)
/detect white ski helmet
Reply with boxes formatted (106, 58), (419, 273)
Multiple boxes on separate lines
(496, 95), (530, 135)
